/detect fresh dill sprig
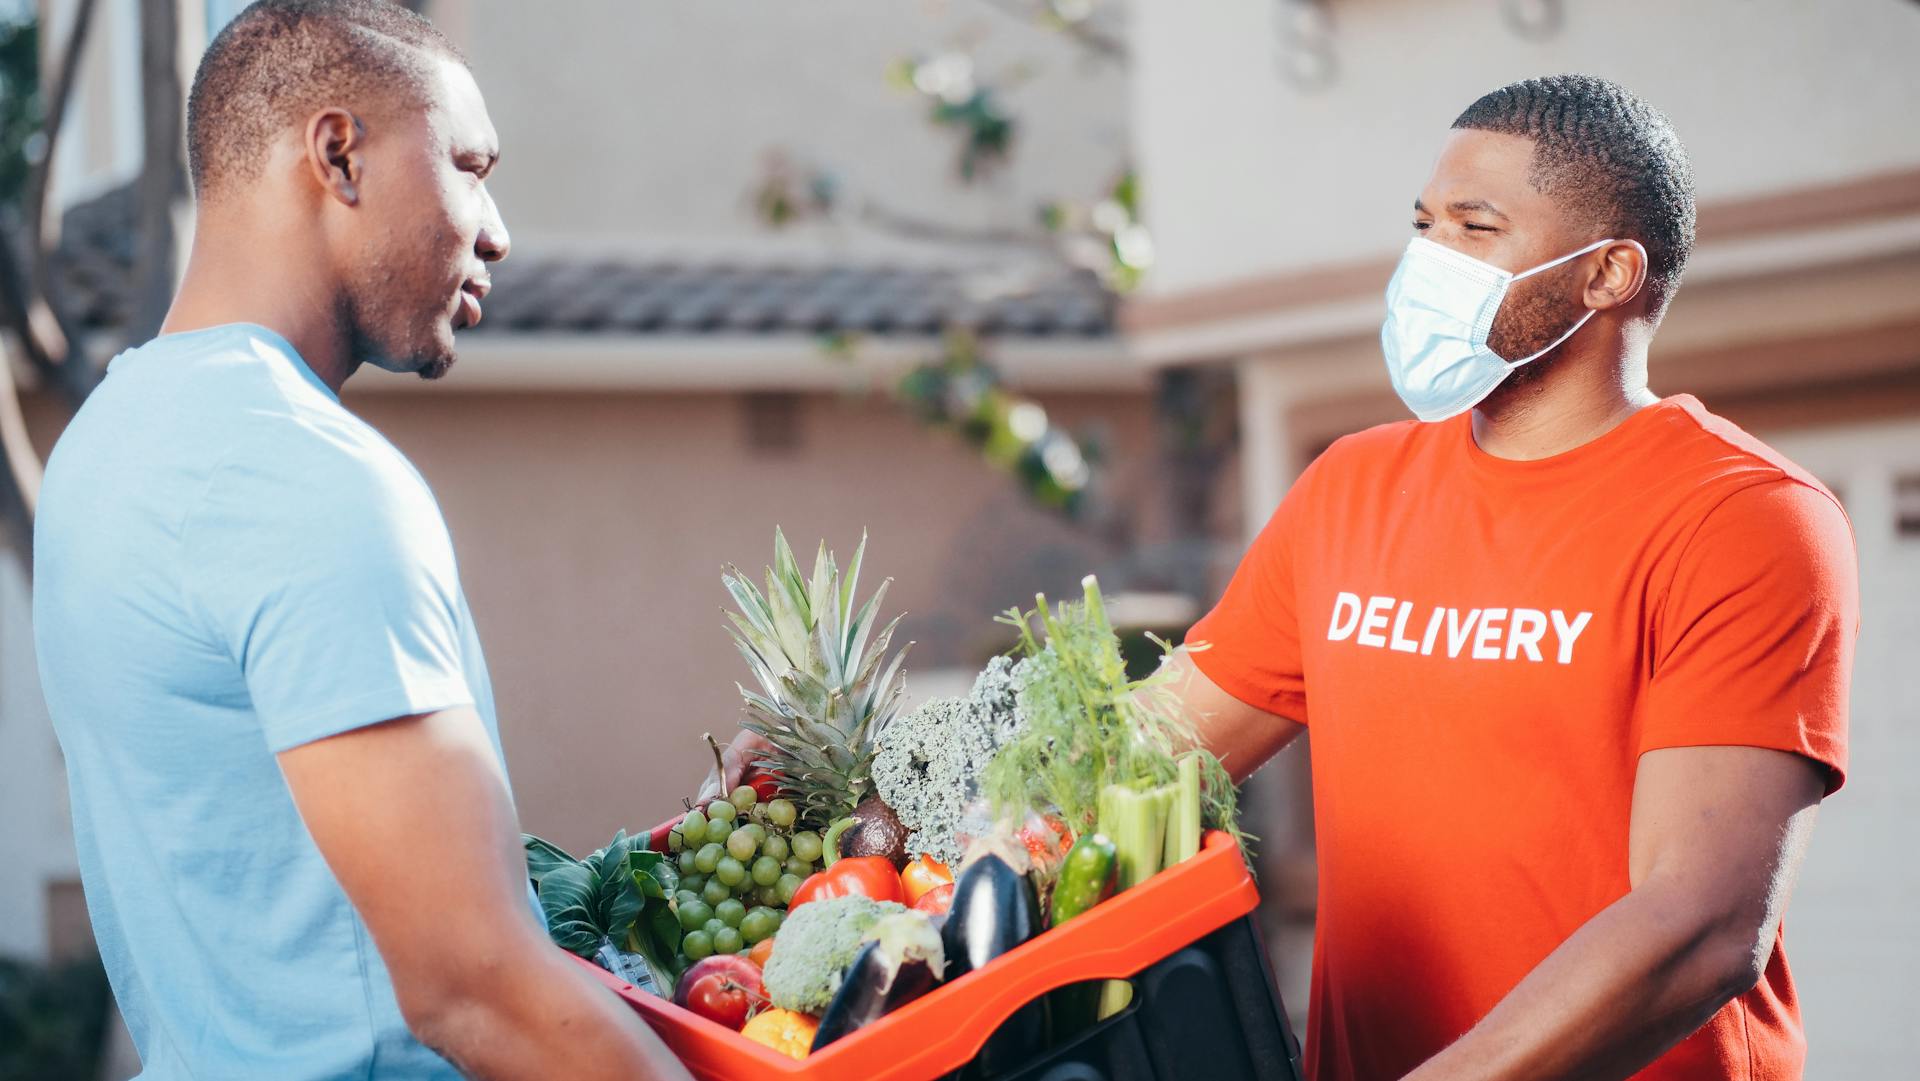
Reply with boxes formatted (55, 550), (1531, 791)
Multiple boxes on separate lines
(981, 576), (1248, 857)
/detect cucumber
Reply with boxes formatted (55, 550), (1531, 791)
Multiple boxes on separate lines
(1050, 833), (1117, 926)
(1048, 833), (1117, 1040)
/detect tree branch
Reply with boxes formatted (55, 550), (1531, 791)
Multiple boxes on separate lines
(850, 195), (1060, 253)
(8, 0), (100, 405)
(23, 0), (98, 251)
(0, 333), (39, 573)
(973, 0), (1129, 65)
(23, 0), (97, 328)
(130, 0), (185, 342)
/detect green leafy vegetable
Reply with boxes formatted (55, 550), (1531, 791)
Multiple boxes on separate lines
(982, 575), (1246, 859)
(523, 830), (685, 993)
(627, 851), (686, 992)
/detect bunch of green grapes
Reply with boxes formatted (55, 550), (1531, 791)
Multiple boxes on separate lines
(665, 785), (826, 962)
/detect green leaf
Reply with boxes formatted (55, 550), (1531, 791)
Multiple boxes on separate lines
(522, 834), (580, 889)
(722, 572), (780, 642)
(597, 871), (644, 948)
(808, 540), (835, 622)
(538, 864), (602, 957)
(839, 532), (868, 627)
(631, 851), (678, 899)
(628, 901), (687, 992)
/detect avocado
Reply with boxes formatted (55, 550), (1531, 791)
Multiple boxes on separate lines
(839, 797), (910, 868)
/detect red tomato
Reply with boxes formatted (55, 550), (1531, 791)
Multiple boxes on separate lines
(744, 768), (783, 803)
(747, 936), (776, 970)
(1018, 816), (1075, 870)
(912, 882), (955, 916)
(786, 856), (906, 912)
(900, 854), (954, 905)
(647, 820), (675, 853)
(672, 956), (766, 1032)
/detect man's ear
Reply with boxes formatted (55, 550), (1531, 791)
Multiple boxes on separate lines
(1586, 238), (1648, 313)
(304, 108), (364, 206)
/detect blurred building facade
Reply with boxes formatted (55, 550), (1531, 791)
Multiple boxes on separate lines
(2, 1), (1915, 1076)
(1122, 0), (1920, 1075)
(5, 0), (1214, 973)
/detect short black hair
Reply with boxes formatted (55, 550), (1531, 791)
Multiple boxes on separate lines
(1453, 74), (1695, 316)
(186, 0), (463, 200)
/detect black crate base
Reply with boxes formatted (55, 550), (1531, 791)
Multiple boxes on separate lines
(975, 914), (1304, 1081)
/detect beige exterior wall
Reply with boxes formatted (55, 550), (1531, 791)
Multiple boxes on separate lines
(0, 557), (78, 961)
(1126, 0), (1920, 295)
(341, 384), (1177, 856)
(437, 1), (1130, 264)
(1121, 0), (1920, 1064)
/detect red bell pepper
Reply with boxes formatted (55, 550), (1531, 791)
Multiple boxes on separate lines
(786, 856), (905, 911)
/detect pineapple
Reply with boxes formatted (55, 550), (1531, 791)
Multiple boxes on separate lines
(723, 529), (910, 829)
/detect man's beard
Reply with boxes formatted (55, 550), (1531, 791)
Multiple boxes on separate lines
(1483, 268), (1586, 397)
(340, 283), (457, 381)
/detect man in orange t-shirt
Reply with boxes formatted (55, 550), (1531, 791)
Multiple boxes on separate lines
(1171, 76), (1857, 1081)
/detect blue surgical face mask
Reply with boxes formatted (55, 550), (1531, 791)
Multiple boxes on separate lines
(1380, 236), (1614, 422)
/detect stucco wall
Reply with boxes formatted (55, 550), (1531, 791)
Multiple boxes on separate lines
(343, 386), (1177, 855)
(1127, 0), (1920, 293)
(439, 1), (1131, 262)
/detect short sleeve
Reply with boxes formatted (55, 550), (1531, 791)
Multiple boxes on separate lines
(1185, 458), (1318, 724)
(1640, 480), (1858, 794)
(182, 440), (475, 753)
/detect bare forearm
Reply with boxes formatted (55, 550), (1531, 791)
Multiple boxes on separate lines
(1404, 883), (1751, 1081)
(1155, 649), (1304, 783)
(415, 944), (692, 1081)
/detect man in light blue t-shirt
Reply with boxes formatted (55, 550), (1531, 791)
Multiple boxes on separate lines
(32, 3), (688, 1079)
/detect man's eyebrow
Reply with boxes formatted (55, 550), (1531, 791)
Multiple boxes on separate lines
(1446, 198), (1509, 221)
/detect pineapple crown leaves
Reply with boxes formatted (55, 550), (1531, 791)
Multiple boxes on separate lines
(720, 529), (913, 818)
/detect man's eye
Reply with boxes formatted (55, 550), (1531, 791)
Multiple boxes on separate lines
(1412, 220), (1431, 231)
(1464, 222), (1498, 232)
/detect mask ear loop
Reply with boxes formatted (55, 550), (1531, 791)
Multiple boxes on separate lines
(1510, 236), (1617, 282)
(1502, 238), (1645, 367)
(1507, 307), (1597, 368)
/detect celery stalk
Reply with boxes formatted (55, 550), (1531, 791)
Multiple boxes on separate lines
(1103, 782), (1174, 891)
(1165, 753), (1201, 866)
(1095, 777), (1179, 1020)
(1143, 783), (1172, 882)
(1097, 977), (1134, 1020)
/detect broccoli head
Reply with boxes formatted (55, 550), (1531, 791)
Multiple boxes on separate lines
(762, 895), (909, 1014)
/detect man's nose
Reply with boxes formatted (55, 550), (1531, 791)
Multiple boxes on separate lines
(477, 189), (510, 263)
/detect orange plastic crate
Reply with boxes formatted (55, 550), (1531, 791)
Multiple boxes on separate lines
(572, 829), (1260, 1081)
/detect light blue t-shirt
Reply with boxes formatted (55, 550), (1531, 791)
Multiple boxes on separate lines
(33, 324), (500, 1079)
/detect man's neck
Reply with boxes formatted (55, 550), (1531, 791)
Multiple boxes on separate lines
(1470, 335), (1659, 461)
(158, 216), (358, 395)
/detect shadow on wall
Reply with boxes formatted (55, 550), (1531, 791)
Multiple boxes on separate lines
(927, 487), (1129, 666)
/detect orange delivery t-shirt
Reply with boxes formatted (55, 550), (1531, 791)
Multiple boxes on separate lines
(1186, 394), (1857, 1081)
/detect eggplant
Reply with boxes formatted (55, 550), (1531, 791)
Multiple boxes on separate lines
(811, 913), (946, 1051)
(942, 852), (1051, 1075)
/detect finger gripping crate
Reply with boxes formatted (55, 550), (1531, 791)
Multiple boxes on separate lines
(574, 830), (1304, 1081)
